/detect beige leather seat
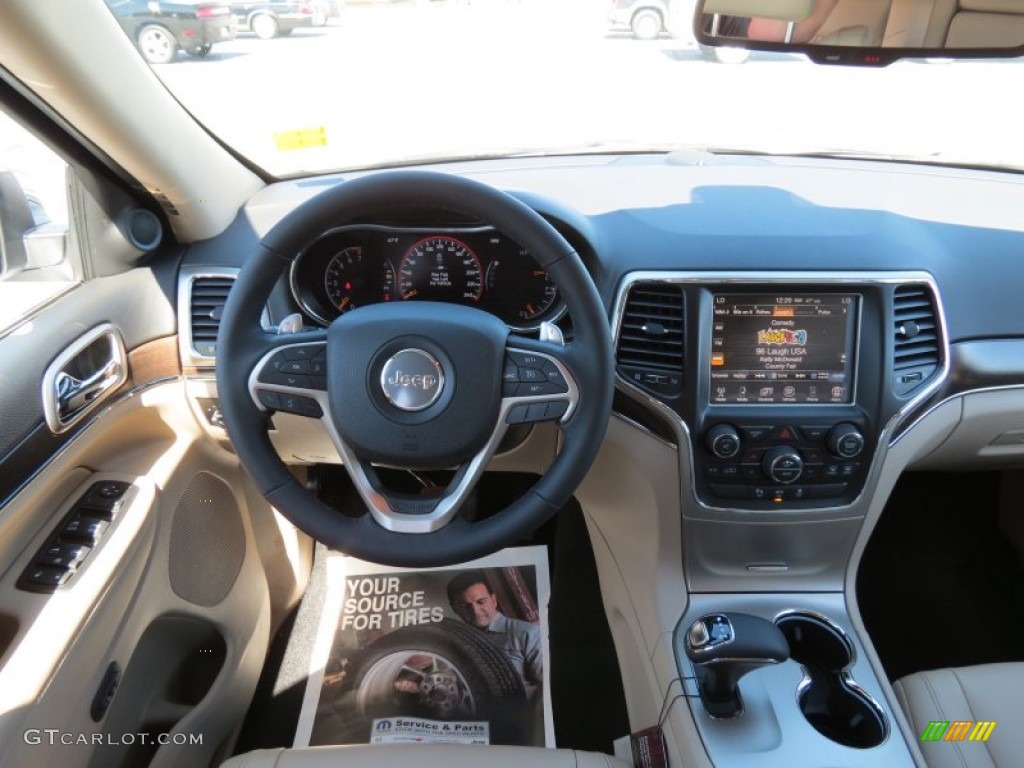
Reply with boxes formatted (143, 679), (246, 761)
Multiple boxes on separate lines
(220, 745), (631, 768)
(894, 662), (1024, 768)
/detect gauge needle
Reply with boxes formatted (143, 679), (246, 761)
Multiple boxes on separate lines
(403, 289), (419, 300)
(526, 303), (536, 315)
(533, 270), (546, 277)
(338, 297), (351, 310)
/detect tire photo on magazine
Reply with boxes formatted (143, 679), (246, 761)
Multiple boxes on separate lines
(308, 563), (546, 747)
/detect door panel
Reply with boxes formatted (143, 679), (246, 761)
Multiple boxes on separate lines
(0, 383), (280, 768)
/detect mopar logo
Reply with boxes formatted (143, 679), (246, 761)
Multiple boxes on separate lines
(376, 720), (393, 731)
(380, 349), (444, 411)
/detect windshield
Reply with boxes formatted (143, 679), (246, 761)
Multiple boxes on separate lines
(109, 0), (1022, 176)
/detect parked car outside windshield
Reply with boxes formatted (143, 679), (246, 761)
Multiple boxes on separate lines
(105, 0), (236, 64)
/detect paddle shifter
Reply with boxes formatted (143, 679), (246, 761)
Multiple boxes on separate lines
(684, 613), (790, 718)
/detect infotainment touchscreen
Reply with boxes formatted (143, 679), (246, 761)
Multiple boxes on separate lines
(709, 293), (858, 405)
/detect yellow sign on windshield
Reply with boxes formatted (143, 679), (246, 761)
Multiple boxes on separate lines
(274, 127), (328, 152)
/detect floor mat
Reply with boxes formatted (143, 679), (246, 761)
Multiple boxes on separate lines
(233, 496), (630, 755)
(857, 471), (1024, 682)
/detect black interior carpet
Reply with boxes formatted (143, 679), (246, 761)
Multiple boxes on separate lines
(857, 470), (1024, 682)
(233, 488), (630, 755)
(545, 502), (631, 753)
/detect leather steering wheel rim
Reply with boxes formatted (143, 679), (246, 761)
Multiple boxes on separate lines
(216, 170), (613, 566)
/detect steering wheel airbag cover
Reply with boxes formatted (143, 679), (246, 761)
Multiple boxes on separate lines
(327, 302), (508, 468)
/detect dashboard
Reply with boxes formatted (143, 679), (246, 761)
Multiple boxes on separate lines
(184, 151), (1024, 512)
(288, 224), (564, 330)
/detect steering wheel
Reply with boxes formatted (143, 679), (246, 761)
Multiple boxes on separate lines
(216, 171), (613, 567)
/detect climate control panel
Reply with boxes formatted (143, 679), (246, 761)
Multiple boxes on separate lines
(696, 422), (869, 506)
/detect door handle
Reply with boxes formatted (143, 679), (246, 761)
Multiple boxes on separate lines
(43, 324), (128, 433)
(55, 359), (122, 417)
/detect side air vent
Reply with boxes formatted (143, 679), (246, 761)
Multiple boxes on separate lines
(893, 284), (940, 396)
(189, 276), (235, 359)
(616, 282), (684, 397)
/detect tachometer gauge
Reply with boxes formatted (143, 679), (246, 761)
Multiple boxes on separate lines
(485, 258), (560, 326)
(324, 246), (373, 314)
(398, 237), (483, 304)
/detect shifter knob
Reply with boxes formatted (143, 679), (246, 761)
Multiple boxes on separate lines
(684, 612), (790, 718)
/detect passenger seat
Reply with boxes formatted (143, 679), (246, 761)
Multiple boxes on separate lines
(943, 0), (1024, 48)
(220, 745), (631, 768)
(894, 662), (1024, 768)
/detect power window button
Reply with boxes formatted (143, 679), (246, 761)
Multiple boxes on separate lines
(63, 514), (109, 544)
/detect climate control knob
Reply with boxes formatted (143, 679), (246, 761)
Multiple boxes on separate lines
(705, 424), (741, 459)
(827, 423), (865, 459)
(763, 446), (804, 484)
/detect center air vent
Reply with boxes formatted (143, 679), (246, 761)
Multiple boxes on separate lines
(616, 282), (684, 397)
(189, 276), (234, 359)
(893, 284), (940, 396)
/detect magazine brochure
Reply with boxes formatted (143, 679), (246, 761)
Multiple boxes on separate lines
(294, 546), (552, 748)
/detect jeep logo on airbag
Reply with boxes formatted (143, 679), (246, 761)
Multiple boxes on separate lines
(380, 349), (444, 411)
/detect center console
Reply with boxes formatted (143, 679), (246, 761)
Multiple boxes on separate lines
(615, 272), (944, 512)
(610, 270), (948, 768)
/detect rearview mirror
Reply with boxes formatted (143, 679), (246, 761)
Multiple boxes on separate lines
(696, 0), (1024, 66)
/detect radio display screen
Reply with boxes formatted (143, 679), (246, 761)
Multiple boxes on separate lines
(709, 293), (858, 405)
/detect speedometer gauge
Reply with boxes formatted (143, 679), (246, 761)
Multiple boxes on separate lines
(398, 237), (483, 304)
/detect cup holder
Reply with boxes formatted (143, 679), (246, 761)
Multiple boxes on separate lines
(775, 612), (888, 749)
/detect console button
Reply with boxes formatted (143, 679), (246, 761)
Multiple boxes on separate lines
(827, 423), (866, 458)
(706, 424), (741, 459)
(800, 425), (829, 441)
(763, 447), (804, 484)
(741, 465), (763, 480)
(769, 426), (800, 442)
(740, 426), (772, 443)
(740, 448), (765, 464)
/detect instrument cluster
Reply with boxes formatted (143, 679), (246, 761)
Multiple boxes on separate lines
(290, 225), (564, 330)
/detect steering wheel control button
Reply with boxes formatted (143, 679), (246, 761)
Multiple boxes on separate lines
(281, 360), (310, 375)
(518, 381), (564, 397)
(507, 400), (566, 424)
(257, 390), (282, 410)
(545, 401), (570, 420)
(380, 349), (444, 412)
(541, 360), (569, 391)
(263, 372), (312, 388)
(508, 351), (545, 369)
(278, 394), (323, 418)
(284, 345), (321, 361)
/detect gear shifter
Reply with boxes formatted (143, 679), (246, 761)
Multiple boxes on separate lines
(684, 613), (790, 718)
